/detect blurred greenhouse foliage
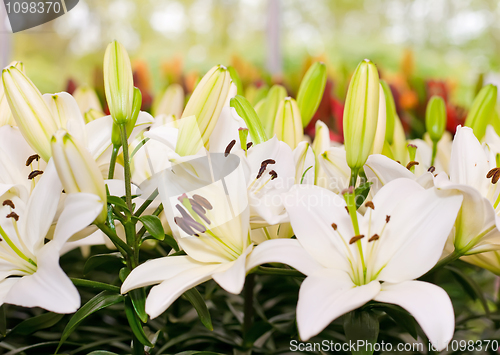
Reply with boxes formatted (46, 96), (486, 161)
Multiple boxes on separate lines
(5, 0), (500, 106)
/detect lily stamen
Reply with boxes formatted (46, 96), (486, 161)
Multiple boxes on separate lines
(6, 212), (19, 222)
(2, 200), (15, 209)
(368, 234), (379, 242)
(25, 154), (40, 166)
(349, 234), (364, 244)
(192, 194), (213, 210)
(224, 140), (236, 157)
(28, 170), (43, 180)
(406, 161), (419, 170)
(364, 201), (375, 209)
(487, 167), (500, 184)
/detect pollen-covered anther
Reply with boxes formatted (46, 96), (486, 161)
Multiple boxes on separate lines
(2, 200), (15, 209)
(256, 159), (276, 179)
(428, 166), (436, 173)
(364, 201), (375, 210)
(174, 216), (195, 235)
(349, 234), (365, 244)
(486, 167), (500, 184)
(331, 222), (337, 230)
(193, 194), (213, 210)
(269, 170), (278, 180)
(28, 170), (44, 180)
(25, 154), (40, 166)
(6, 212), (19, 221)
(406, 161), (419, 170)
(246, 142), (253, 149)
(368, 234), (380, 242)
(386, 215), (391, 223)
(224, 140), (236, 157)
(345, 206), (350, 214)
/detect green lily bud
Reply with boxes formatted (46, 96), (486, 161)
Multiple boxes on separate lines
(391, 114), (408, 164)
(152, 83), (184, 118)
(182, 65), (232, 148)
(111, 87), (142, 147)
(230, 95), (267, 144)
(2, 66), (58, 161)
(371, 85), (387, 155)
(312, 120), (330, 187)
(274, 97), (303, 149)
(343, 59), (380, 171)
(425, 95), (446, 143)
(51, 130), (107, 224)
(0, 61), (24, 127)
(73, 85), (103, 115)
(296, 62), (327, 127)
(175, 115), (203, 156)
(227, 66), (243, 96)
(464, 84), (497, 141)
(380, 80), (396, 145)
(260, 85), (287, 138)
(84, 108), (106, 124)
(103, 40), (134, 125)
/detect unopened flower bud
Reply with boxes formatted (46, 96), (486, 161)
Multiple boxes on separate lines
(0, 61), (24, 127)
(380, 80), (397, 145)
(227, 66), (243, 96)
(296, 62), (327, 127)
(51, 130), (107, 223)
(111, 87), (142, 147)
(343, 59), (380, 171)
(260, 84), (287, 138)
(464, 84), (497, 141)
(274, 97), (303, 149)
(73, 85), (103, 115)
(425, 95), (446, 143)
(152, 83), (184, 118)
(230, 95), (267, 144)
(103, 41), (134, 125)
(371, 84), (387, 155)
(84, 108), (106, 124)
(181, 65), (232, 147)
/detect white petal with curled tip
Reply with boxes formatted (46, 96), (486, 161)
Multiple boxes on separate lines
(212, 245), (253, 294)
(318, 147), (350, 194)
(4, 242), (80, 313)
(371, 183), (463, 282)
(297, 269), (380, 341)
(145, 263), (222, 319)
(43, 92), (86, 144)
(19, 160), (62, 255)
(284, 184), (354, 272)
(121, 255), (210, 293)
(364, 154), (415, 194)
(374, 281), (454, 351)
(246, 239), (323, 276)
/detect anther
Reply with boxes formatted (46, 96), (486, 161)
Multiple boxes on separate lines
(386, 215), (391, 223)
(28, 170), (43, 180)
(225, 140), (236, 157)
(193, 194), (213, 210)
(189, 198), (205, 213)
(2, 200), (15, 209)
(174, 216), (196, 235)
(183, 217), (207, 233)
(345, 206), (350, 214)
(246, 142), (253, 149)
(487, 168), (500, 184)
(6, 212), (19, 221)
(269, 170), (278, 180)
(331, 223), (337, 230)
(364, 201), (375, 210)
(349, 234), (364, 244)
(406, 161), (419, 170)
(368, 234), (380, 242)
(428, 166), (436, 173)
(25, 154), (40, 166)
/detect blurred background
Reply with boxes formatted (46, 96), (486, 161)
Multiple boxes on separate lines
(1, 0), (499, 137)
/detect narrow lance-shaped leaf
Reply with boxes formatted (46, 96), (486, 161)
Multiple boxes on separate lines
(230, 95), (267, 144)
(183, 288), (213, 331)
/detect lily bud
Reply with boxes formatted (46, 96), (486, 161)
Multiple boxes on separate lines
(152, 83), (184, 118)
(260, 85), (287, 138)
(84, 108), (106, 124)
(274, 97), (303, 149)
(380, 80), (396, 145)
(296, 62), (327, 127)
(2, 66), (58, 161)
(181, 65), (232, 147)
(464, 84), (497, 141)
(425, 95), (446, 143)
(0, 61), (24, 127)
(51, 130), (107, 223)
(371, 84), (387, 155)
(230, 95), (267, 144)
(103, 41), (134, 125)
(175, 115), (203, 156)
(111, 87), (142, 147)
(227, 66), (243, 96)
(343, 59), (380, 171)
(73, 85), (103, 115)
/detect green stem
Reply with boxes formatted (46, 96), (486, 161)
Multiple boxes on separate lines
(243, 274), (255, 345)
(136, 204), (164, 241)
(120, 124), (133, 213)
(132, 334), (144, 355)
(426, 251), (461, 275)
(252, 266), (304, 277)
(70, 278), (120, 293)
(108, 145), (120, 179)
(96, 222), (133, 256)
(134, 189), (159, 218)
(430, 141), (438, 167)
(349, 167), (359, 188)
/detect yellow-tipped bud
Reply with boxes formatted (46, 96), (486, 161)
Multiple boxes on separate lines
(73, 85), (103, 115)
(464, 84), (497, 141)
(51, 130), (107, 223)
(152, 83), (184, 118)
(274, 97), (303, 149)
(103, 41), (134, 125)
(2, 66), (58, 161)
(343, 59), (380, 171)
(425, 95), (446, 143)
(296, 62), (327, 127)
(181, 65), (232, 147)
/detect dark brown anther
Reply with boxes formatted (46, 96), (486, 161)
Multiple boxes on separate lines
(364, 201), (375, 210)
(386, 215), (391, 223)
(405, 161), (419, 170)
(331, 223), (337, 230)
(28, 170), (43, 180)
(256, 165), (266, 179)
(368, 234), (380, 242)
(256, 159), (276, 179)
(428, 166), (436, 173)
(262, 159), (276, 166)
(269, 170), (278, 180)
(487, 167), (500, 184)
(6, 212), (19, 221)
(193, 194), (213, 210)
(25, 154), (40, 166)
(225, 140), (236, 157)
(349, 234), (364, 244)
(345, 206), (350, 214)
(2, 200), (15, 209)
(246, 142), (253, 149)
(396, 160), (401, 165)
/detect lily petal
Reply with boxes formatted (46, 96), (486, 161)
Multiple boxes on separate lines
(364, 154), (415, 194)
(212, 245), (253, 294)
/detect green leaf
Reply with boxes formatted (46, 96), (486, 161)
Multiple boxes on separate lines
(124, 297), (154, 347)
(57, 291), (124, 353)
(354, 181), (373, 209)
(344, 310), (379, 355)
(173, 352), (226, 355)
(139, 215), (165, 240)
(130, 288), (148, 323)
(107, 195), (129, 210)
(83, 252), (124, 276)
(163, 234), (180, 252)
(242, 321), (273, 347)
(377, 304), (418, 340)
(230, 95), (268, 144)
(9, 312), (64, 337)
(87, 352), (120, 355)
(227, 66), (243, 96)
(130, 137), (150, 159)
(183, 288), (213, 331)
(446, 265), (490, 316)
(0, 305), (6, 337)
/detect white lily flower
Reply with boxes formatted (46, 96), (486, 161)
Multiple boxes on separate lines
(254, 179), (462, 349)
(0, 160), (103, 313)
